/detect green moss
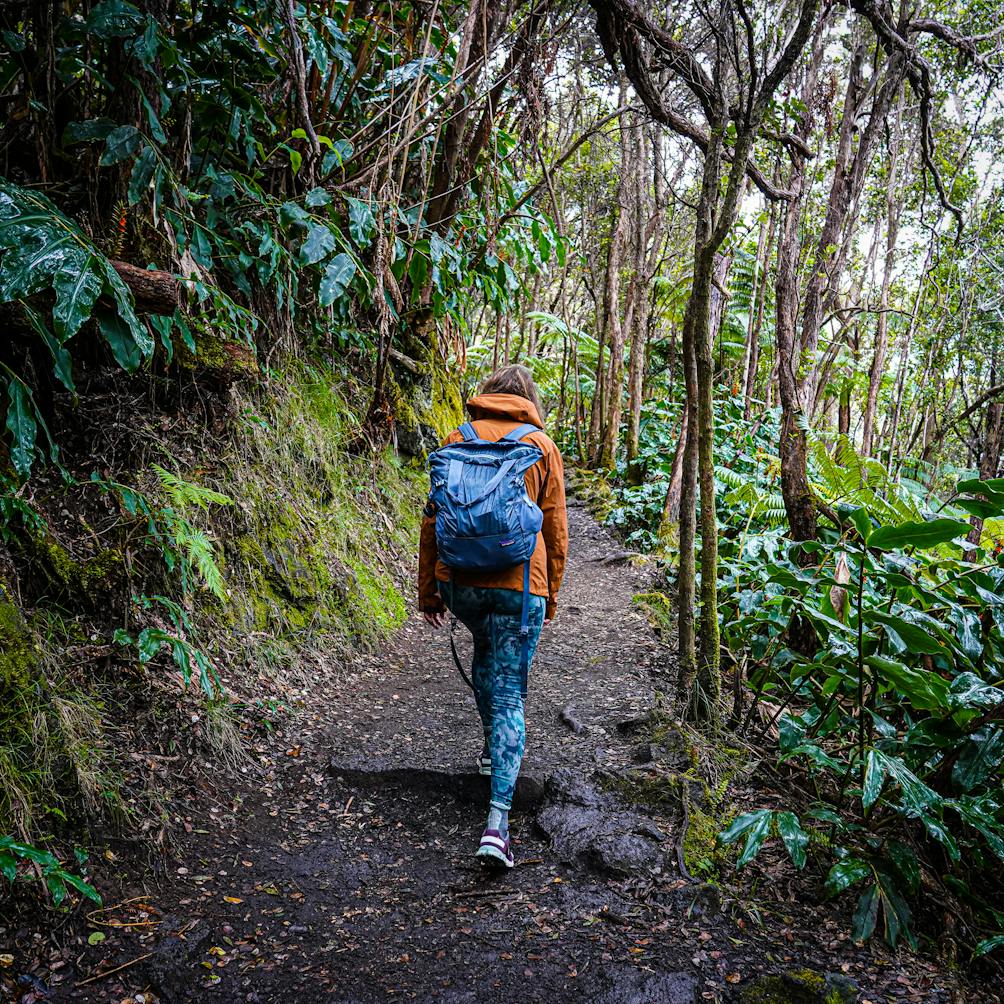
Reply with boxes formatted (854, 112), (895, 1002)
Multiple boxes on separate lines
(566, 468), (615, 520)
(0, 590), (37, 691)
(24, 526), (122, 599)
(602, 712), (749, 880)
(633, 591), (673, 634)
(0, 594), (113, 834)
(429, 355), (463, 440)
(684, 802), (727, 877)
(602, 767), (686, 811)
(739, 969), (858, 1004)
(385, 323), (463, 453)
(178, 321), (258, 378)
(210, 366), (425, 675)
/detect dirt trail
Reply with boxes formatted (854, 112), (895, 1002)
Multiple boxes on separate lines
(328, 497), (661, 779)
(10, 498), (971, 1003)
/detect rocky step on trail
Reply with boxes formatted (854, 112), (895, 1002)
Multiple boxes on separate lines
(4, 500), (975, 1003)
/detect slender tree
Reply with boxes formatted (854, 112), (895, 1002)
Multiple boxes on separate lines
(592, 0), (821, 722)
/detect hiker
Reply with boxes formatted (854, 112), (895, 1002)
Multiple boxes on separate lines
(418, 365), (568, 868)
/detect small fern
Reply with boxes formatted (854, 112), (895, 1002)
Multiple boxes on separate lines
(152, 465), (233, 510)
(93, 469), (231, 601)
(160, 515), (227, 600)
(718, 468), (788, 528)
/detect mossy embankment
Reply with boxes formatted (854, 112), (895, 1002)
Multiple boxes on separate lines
(0, 361), (427, 855)
(210, 365), (425, 677)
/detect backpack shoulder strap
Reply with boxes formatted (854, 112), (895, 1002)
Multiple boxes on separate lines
(502, 422), (540, 443)
(459, 421), (478, 441)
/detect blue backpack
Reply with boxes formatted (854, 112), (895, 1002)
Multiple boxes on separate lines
(428, 421), (544, 686)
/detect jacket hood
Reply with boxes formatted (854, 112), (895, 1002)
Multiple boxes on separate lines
(465, 393), (544, 429)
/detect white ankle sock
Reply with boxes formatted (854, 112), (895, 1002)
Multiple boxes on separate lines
(487, 805), (509, 837)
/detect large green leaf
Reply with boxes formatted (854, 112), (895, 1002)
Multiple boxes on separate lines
(0, 187), (88, 302)
(52, 251), (104, 339)
(872, 750), (940, 815)
(884, 841), (920, 894)
(865, 654), (950, 711)
(87, 0), (145, 38)
(774, 811), (808, 869)
(23, 305), (74, 393)
(100, 124), (142, 165)
(59, 870), (102, 904)
(0, 180), (149, 395)
(718, 809), (772, 868)
(4, 378), (37, 477)
(0, 849), (16, 881)
(948, 672), (1004, 711)
(127, 146), (158, 205)
(346, 197), (375, 247)
(321, 140), (353, 176)
(875, 867), (915, 947)
(951, 796), (1004, 861)
(851, 882), (879, 942)
(865, 610), (945, 656)
(102, 262), (154, 357)
(868, 518), (971, 551)
(974, 935), (1004, 959)
(958, 477), (1004, 501)
(299, 223), (337, 265)
(318, 252), (356, 306)
(97, 310), (144, 371)
(953, 728), (1004, 792)
(62, 117), (118, 145)
(861, 750), (887, 811)
(956, 497), (1004, 520)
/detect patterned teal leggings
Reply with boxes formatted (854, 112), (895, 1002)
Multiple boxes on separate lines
(438, 580), (546, 810)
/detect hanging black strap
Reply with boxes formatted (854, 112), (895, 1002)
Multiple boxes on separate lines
(518, 560), (531, 695)
(449, 615), (475, 691)
(447, 570), (474, 691)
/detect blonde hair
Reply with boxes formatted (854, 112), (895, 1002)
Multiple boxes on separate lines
(480, 364), (545, 421)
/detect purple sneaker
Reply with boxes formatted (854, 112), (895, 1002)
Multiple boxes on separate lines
(476, 828), (514, 869)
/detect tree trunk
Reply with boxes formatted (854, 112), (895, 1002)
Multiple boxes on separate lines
(776, 42), (901, 540)
(588, 314), (608, 465)
(661, 405), (688, 525)
(109, 261), (181, 315)
(838, 381), (851, 435)
(598, 90), (634, 470)
(677, 123), (725, 725)
(693, 249), (731, 722)
(626, 125), (659, 484)
(675, 301), (699, 708)
(967, 384), (1004, 553)
(861, 93), (904, 457)
(742, 201), (774, 421)
(888, 241), (935, 469)
(774, 154), (818, 542)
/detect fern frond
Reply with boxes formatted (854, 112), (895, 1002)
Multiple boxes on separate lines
(153, 465), (234, 510)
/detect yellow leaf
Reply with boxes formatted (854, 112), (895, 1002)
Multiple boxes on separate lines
(224, 896), (243, 904)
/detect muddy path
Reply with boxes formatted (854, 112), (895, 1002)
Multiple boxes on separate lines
(4, 499), (975, 1003)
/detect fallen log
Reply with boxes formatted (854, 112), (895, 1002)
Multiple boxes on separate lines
(109, 261), (182, 315)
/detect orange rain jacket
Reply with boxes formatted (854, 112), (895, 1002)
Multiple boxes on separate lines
(418, 393), (568, 620)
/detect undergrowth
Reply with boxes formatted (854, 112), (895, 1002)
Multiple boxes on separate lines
(0, 362), (424, 907)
